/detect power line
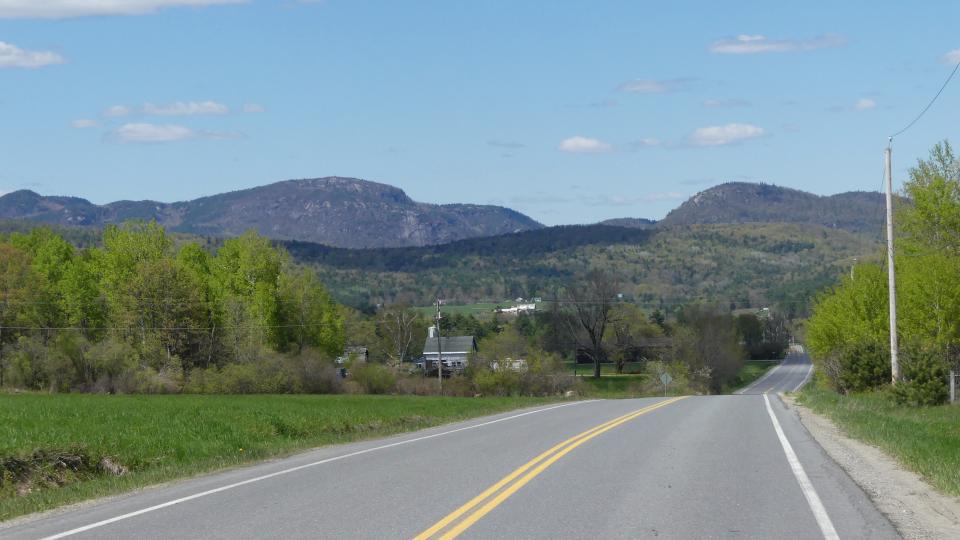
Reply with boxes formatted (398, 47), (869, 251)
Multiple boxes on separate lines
(889, 56), (960, 139)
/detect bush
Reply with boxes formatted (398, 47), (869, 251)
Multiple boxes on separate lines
(892, 347), (950, 406)
(819, 341), (890, 394)
(348, 363), (396, 394)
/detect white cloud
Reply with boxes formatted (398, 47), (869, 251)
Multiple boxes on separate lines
(242, 103), (265, 113)
(558, 136), (613, 153)
(709, 34), (845, 54)
(71, 119), (98, 128)
(0, 41), (64, 68)
(689, 123), (765, 146)
(942, 49), (960, 65)
(104, 105), (132, 117)
(618, 78), (693, 94)
(114, 123), (196, 142)
(0, 0), (246, 19)
(143, 100), (228, 115)
(854, 98), (876, 110)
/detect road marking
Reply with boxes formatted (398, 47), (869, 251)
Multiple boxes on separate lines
(736, 360), (782, 395)
(415, 396), (687, 540)
(793, 361), (814, 392)
(39, 401), (593, 540)
(763, 394), (839, 540)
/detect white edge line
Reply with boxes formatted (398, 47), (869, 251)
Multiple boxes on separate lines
(736, 360), (782, 395)
(763, 394), (839, 540)
(40, 400), (594, 540)
(793, 361), (815, 392)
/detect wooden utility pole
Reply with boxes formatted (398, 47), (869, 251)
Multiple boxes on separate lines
(885, 142), (901, 383)
(435, 299), (443, 392)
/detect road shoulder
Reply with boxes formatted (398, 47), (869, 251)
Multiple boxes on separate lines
(783, 394), (960, 540)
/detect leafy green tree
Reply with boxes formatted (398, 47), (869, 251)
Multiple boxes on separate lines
(278, 267), (344, 356)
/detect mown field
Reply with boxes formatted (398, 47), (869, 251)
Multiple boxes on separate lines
(0, 393), (553, 521)
(799, 382), (960, 496)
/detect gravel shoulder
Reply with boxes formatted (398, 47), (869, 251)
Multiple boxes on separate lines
(783, 394), (960, 540)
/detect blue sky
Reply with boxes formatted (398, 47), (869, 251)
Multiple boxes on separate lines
(1, 0), (959, 226)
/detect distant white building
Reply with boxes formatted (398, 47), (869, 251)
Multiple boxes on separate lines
(496, 303), (537, 315)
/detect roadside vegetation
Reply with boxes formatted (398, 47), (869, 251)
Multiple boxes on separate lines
(798, 380), (960, 496)
(0, 393), (553, 521)
(807, 140), (960, 406)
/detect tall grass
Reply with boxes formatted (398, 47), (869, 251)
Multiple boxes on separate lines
(798, 382), (960, 496)
(0, 393), (552, 521)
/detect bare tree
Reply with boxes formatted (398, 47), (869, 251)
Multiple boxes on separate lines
(565, 271), (621, 378)
(377, 305), (420, 368)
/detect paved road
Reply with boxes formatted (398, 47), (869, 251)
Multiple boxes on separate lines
(737, 347), (815, 395)
(4, 389), (898, 539)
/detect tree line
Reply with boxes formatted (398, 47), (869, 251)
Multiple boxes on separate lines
(0, 223), (343, 393)
(807, 141), (960, 405)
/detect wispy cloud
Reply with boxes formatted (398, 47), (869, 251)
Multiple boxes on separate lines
(0, 41), (64, 68)
(941, 49), (960, 65)
(487, 139), (526, 149)
(854, 98), (876, 110)
(0, 0), (247, 19)
(689, 123), (765, 146)
(242, 103), (265, 113)
(618, 78), (694, 94)
(104, 105), (132, 117)
(71, 119), (98, 128)
(709, 34), (845, 54)
(702, 98), (751, 108)
(113, 123), (197, 142)
(142, 100), (229, 116)
(110, 123), (241, 143)
(626, 138), (661, 150)
(558, 136), (613, 153)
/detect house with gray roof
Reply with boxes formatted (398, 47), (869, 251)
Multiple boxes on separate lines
(420, 326), (477, 373)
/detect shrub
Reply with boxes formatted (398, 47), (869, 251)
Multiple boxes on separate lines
(834, 341), (890, 394)
(348, 363), (396, 394)
(892, 347), (950, 406)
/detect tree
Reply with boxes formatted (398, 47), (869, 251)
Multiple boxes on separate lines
(0, 244), (37, 387)
(607, 303), (662, 374)
(278, 267), (344, 356)
(675, 304), (744, 393)
(565, 270), (620, 378)
(376, 305), (421, 368)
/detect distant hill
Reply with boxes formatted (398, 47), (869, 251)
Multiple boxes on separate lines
(657, 182), (887, 235)
(0, 177), (543, 248)
(599, 217), (658, 229)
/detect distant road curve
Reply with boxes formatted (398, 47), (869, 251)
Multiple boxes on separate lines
(737, 346), (815, 395)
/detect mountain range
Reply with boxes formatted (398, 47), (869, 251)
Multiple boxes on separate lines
(0, 177), (542, 249)
(0, 179), (889, 248)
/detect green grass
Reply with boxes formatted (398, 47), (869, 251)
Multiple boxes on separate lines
(576, 375), (649, 398)
(798, 382), (960, 496)
(722, 360), (779, 394)
(564, 362), (646, 375)
(0, 393), (552, 521)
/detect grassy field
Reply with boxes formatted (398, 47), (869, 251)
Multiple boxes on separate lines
(0, 393), (553, 521)
(722, 360), (779, 394)
(798, 382), (960, 496)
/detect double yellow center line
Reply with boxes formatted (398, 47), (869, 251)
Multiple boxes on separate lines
(414, 396), (687, 540)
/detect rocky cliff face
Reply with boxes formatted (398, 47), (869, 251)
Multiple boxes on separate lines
(0, 177), (544, 248)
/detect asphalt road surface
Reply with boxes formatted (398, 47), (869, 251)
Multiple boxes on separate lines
(737, 347), (815, 395)
(4, 356), (898, 539)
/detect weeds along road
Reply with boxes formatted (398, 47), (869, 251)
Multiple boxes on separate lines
(5, 360), (897, 540)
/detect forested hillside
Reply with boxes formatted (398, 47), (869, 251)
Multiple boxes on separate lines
(291, 222), (880, 316)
